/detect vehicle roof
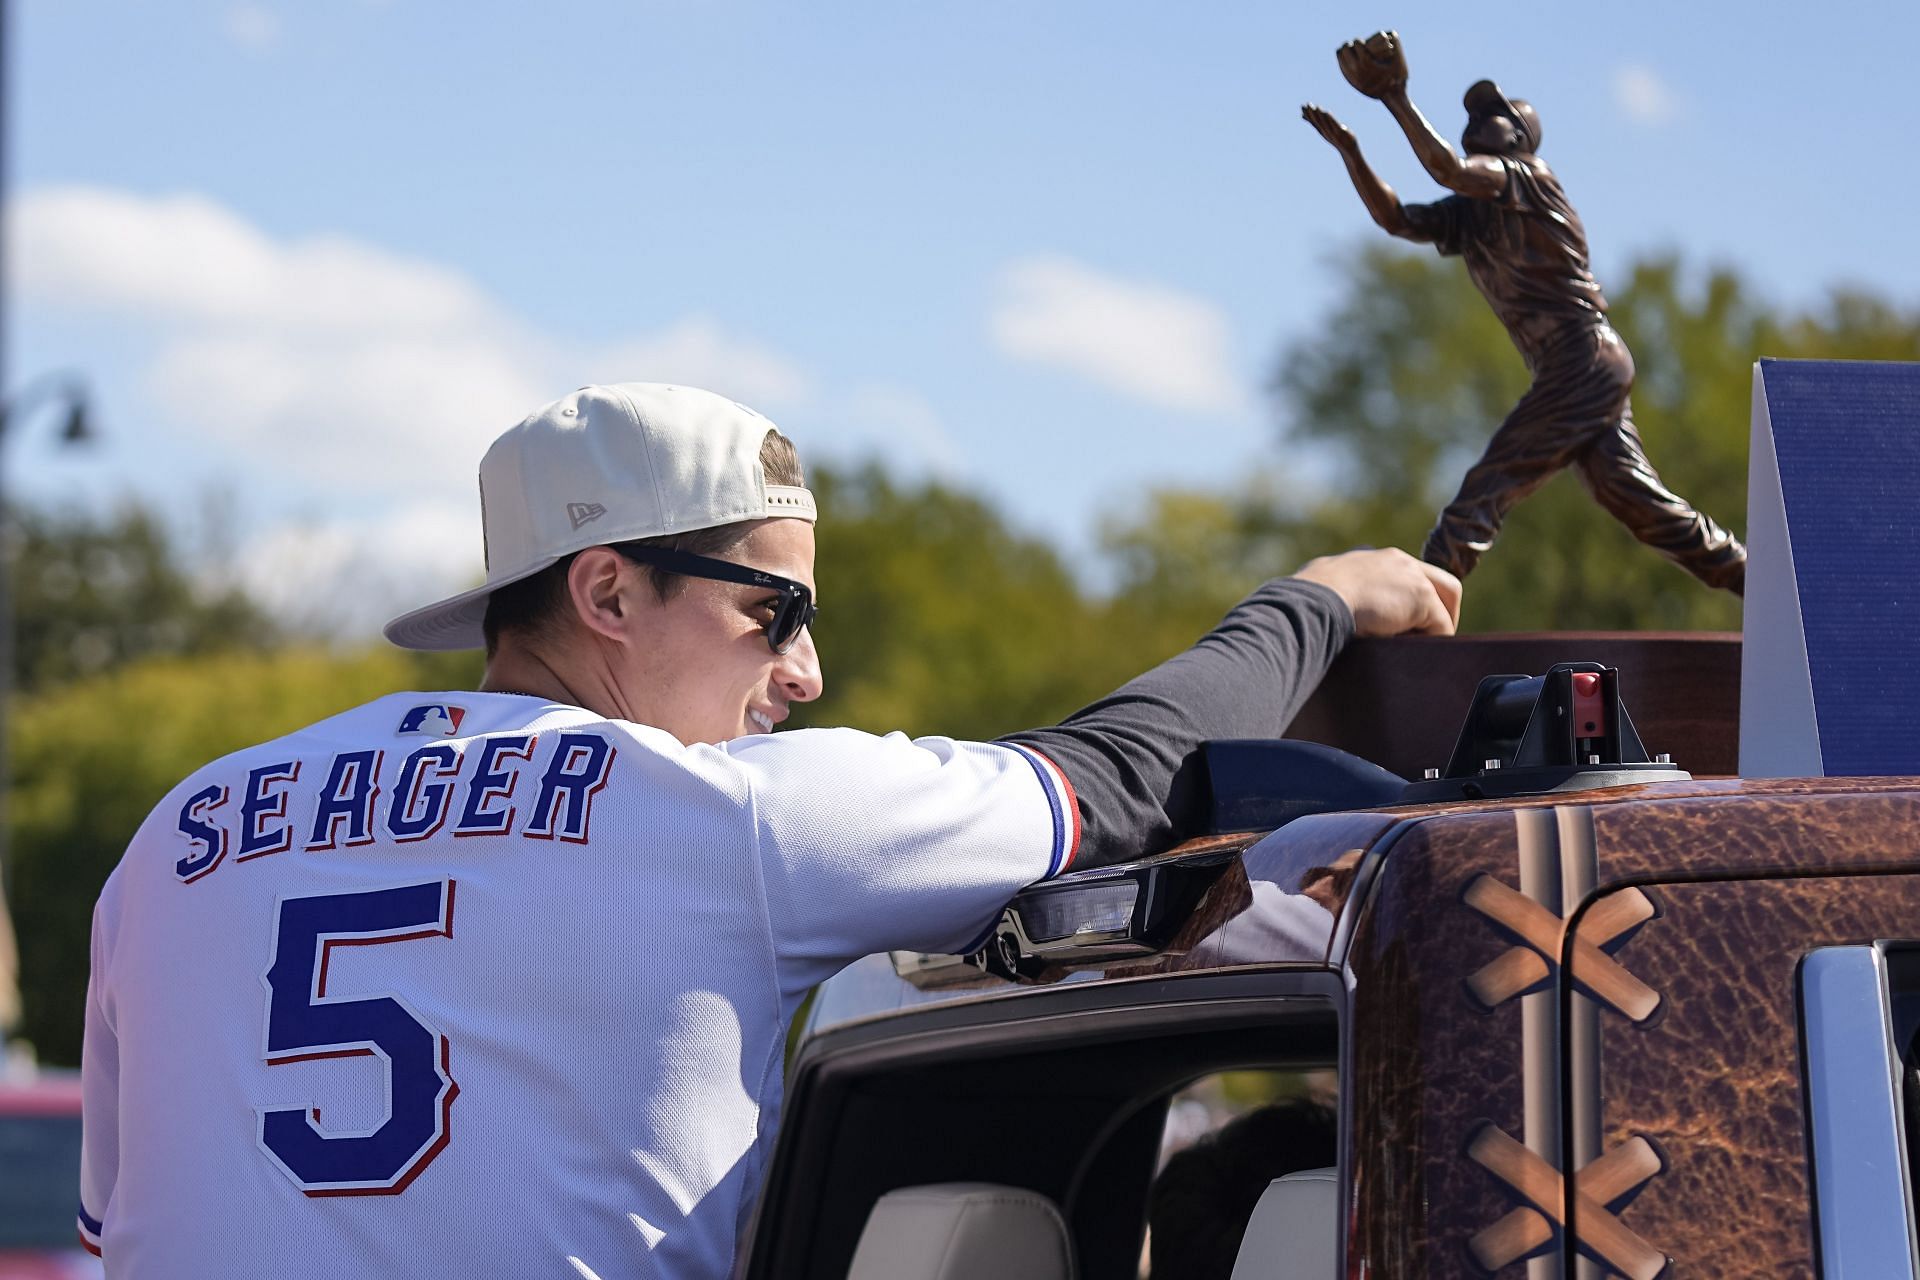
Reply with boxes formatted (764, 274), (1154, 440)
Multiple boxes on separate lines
(805, 773), (1920, 1038)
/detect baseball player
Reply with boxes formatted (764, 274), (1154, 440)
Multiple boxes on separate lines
(79, 383), (1457, 1277)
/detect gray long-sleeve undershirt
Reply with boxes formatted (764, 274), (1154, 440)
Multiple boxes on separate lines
(1002, 578), (1354, 870)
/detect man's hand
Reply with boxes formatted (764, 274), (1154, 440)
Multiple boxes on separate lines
(1337, 30), (1409, 101)
(1292, 547), (1461, 637)
(1301, 104), (1360, 157)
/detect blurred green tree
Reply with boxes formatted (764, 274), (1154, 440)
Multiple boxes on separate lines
(9, 504), (276, 694)
(1097, 482), (1309, 640)
(794, 464), (1135, 740)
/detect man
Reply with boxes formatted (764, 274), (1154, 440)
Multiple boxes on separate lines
(79, 383), (1457, 1277)
(1303, 31), (1747, 593)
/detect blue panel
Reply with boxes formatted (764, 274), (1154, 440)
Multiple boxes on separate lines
(1763, 359), (1920, 775)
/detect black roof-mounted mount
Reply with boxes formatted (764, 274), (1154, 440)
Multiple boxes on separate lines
(924, 668), (1685, 985)
(1400, 661), (1690, 804)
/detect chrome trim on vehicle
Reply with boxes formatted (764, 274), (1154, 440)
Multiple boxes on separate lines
(1799, 945), (1920, 1278)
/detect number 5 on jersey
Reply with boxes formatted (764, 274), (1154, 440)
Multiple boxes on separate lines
(259, 880), (458, 1195)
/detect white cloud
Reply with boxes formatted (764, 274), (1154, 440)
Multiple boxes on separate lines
(12, 187), (509, 338)
(229, 501), (482, 640)
(9, 184), (967, 637)
(13, 187), (551, 503)
(990, 254), (1248, 415)
(224, 4), (280, 51)
(10, 185), (825, 503)
(1613, 65), (1679, 126)
(598, 317), (814, 409)
(145, 329), (545, 492)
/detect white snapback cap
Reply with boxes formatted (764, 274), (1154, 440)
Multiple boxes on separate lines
(383, 382), (817, 651)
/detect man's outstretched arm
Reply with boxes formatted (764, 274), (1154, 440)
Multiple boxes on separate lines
(1004, 549), (1459, 868)
(1379, 91), (1505, 199)
(1301, 104), (1420, 239)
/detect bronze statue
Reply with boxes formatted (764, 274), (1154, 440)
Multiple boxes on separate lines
(1303, 32), (1746, 595)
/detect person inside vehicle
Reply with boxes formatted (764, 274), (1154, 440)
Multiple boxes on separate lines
(1147, 1098), (1339, 1280)
(79, 384), (1458, 1276)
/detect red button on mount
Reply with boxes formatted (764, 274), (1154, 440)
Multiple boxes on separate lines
(1571, 672), (1606, 737)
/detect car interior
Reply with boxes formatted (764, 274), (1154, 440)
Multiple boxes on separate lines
(747, 969), (1343, 1280)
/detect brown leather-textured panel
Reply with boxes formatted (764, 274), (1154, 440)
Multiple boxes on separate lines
(1375, 781), (1920, 912)
(1586, 785), (1920, 882)
(1377, 774), (1920, 826)
(1346, 818), (1532, 1278)
(1589, 875), (1920, 1279)
(1070, 779), (1920, 987)
(1085, 780), (1920, 992)
(1344, 790), (1920, 1279)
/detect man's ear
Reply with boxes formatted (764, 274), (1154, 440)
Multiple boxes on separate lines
(566, 547), (638, 643)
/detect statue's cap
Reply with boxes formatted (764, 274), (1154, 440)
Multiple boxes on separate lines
(1464, 79), (1541, 152)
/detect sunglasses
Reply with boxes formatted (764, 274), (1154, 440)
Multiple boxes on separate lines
(613, 544), (818, 654)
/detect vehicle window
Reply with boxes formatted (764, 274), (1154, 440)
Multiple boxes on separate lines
(1885, 948), (1920, 1222)
(753, 972), (1340, 1280)
(1141, 1070), (1336, 1280)
(0, 1113), (84, 1248)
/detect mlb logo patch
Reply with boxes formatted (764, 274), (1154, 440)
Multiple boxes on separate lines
(398, 704), (467, 737)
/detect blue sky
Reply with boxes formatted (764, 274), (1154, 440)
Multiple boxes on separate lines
(10, 1), (1919, 635)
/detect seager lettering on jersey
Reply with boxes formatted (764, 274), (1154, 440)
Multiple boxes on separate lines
(173, 731), (617, 884)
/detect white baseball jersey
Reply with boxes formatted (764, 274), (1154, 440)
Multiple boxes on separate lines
(79, 691), (1078, 1277)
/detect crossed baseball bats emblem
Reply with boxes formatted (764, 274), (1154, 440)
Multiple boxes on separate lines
(1461, 874), (1668, 1276)
(1467, 1126), (1667, 1279)
(1462, 874), (1660, 1021)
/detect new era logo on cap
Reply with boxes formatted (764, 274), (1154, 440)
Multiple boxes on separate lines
(398, 704), (467, 736)
(567, 502), (607, 530)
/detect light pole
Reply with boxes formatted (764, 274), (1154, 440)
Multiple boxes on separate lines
(0, 373), (96, 1041)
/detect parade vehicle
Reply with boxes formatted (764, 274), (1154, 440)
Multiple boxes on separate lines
(741, 633), (1920, 1280)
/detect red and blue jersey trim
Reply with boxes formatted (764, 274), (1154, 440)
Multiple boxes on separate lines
(77, 1202), (103, 1256)
(1006, 744), (1081, 878)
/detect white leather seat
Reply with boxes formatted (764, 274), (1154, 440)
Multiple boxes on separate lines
(846, 1182), (1077, 1280)
(1229, 1167), (1337, 1280)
